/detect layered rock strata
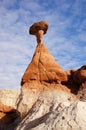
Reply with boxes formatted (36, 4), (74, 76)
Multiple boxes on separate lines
(16, 97), (86, 130)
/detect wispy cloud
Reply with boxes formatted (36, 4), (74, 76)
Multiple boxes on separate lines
(0, 0), (86, 89)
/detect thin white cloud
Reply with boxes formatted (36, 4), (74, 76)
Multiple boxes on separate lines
(0, 0), (17, 8)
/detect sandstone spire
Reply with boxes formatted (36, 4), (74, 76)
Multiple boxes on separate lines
(21, 21), (67, 86)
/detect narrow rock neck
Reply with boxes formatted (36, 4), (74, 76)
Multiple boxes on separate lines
(36, 30), (44, 45)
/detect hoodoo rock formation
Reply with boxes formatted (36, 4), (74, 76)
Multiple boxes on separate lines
(18, 21), (68, 117)
(0, 21), (86, 130)
(21, 21), (67, 85)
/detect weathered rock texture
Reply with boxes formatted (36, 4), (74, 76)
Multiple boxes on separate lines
(21, 44), (67, 86)
(0, 89), (20, 108)
(65, 66), (86, 100)
(16, 98), (86, 130)
(17, 83), (76, 117)
(0, 102), (20, 130)
(77, 82), (86, 101)
(73, 65), (86, 84)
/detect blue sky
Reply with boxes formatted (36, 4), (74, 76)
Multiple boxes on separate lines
(0, 0), (86, 89)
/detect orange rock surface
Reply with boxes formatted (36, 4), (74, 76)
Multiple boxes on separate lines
(0, 102), (14, 113)
(0, 102), (20, 125)
(21, 44), (67, 86)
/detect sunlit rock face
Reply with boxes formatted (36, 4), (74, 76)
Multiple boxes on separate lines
(0, 89), (20, 108)
(21, 44), (67, 86)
